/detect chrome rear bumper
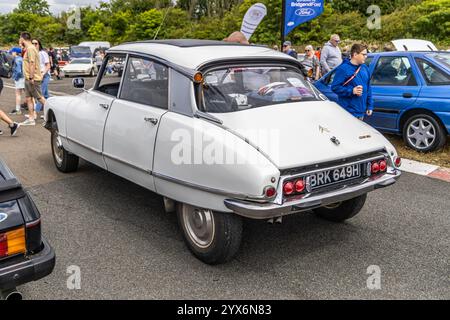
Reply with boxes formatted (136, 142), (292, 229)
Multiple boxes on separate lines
(224, 170), (401, 219)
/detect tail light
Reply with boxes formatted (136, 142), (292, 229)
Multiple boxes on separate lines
(295, 179), (305, 193)
(394, 156), (402, 168)
(283, 181), (294, 196)
(379, 160), (387, 172)
(371, 162), (380, 174)
(0, 227), (26, 259)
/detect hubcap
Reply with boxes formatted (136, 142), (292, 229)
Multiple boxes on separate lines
(52, 130), (64, 166)
(182, 204), (215, 249)
(406, 118), (436, 150)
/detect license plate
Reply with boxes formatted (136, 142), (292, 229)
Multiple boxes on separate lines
(307, 164), (361, 189)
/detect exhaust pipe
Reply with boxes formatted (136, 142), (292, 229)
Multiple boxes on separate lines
(0, 288), (23, 300)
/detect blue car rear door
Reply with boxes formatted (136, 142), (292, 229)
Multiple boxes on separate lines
(367, 53), (422, 133)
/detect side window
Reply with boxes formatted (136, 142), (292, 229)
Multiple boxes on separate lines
(371, 56), (417, 86)
(415, 58), (450, 86)
(120, 56), (168, 109)
(365, 57), (373, 67)
(95, 54), (126, 97)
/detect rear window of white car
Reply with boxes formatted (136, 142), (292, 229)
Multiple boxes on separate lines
(201, 66), (323, 113)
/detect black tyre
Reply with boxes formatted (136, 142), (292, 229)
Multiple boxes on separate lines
(177, 203), (243, 264)
(403, 114), (446, 152)
(90, 68), (95, 77)
(51, 123), (79, 173)
(314, 194), (367, 223)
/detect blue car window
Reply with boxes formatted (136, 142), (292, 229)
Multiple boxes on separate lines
(372, 56), (417, 86)
(415, 58), (450, 86)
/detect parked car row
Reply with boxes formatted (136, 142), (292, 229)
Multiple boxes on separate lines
(315, 51), (450, 152)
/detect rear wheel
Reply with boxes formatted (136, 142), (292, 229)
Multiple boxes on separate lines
(90, 68), (95, 77)
(403, 114), (446, 152)
(314, 194), (367, 222)
(51, 123), (79, 173)
(177, 203), (243, 264)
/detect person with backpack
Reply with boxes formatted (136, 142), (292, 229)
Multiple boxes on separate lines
(331, 44), (373, 120)
(8, 47), (25, 116)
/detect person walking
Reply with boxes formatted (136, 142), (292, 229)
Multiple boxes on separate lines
(331, 44), (373, 120)
(33, 39), (50, 116)
(301, 45), (320, 81)
(282, 41), (298, 59)
(8, 47), (25, 116)
(0, 78), (20, 136)
(320, 34), (343, 74)
(19, 32), (46, 126)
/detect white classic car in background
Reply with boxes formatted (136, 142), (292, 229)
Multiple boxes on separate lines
(44, 40), (401, 264)
(61, 58), (98, 77)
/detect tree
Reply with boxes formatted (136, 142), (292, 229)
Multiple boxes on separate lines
(15, 0), (50, 16)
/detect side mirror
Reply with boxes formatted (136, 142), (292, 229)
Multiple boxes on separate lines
(73, 78), (85, 89)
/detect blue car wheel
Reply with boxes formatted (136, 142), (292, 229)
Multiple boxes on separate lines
(403, 114), (446, 152)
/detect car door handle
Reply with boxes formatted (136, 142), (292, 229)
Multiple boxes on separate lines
(144, 117), (158, 125)
(99, 103), (109, 109)
(402, 93), (413, 98)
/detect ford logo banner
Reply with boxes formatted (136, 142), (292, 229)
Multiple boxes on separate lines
(0, 212), (8, 223)
(295, 8), (315, 17)
(283, 0), (324, 37)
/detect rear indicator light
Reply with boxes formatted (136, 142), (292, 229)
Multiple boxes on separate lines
(379, 160), (387, 172)
(283, 181), (294, 196)
(0, 227), (26, 259)
(295, 179), (305, 193)
(264, 186), (277, 198)
(371, 162), (380, 174)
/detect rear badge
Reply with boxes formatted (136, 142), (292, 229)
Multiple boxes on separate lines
(359, 135), (372, 140)
(0, 212), (8, 223)
(330, 136), (341, 146)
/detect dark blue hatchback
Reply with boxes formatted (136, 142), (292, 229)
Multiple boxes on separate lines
(315, 51), (450, 152)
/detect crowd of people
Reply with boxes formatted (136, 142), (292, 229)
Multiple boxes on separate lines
(0, 32), (71, 136)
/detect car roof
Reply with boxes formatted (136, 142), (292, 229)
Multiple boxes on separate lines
(109, 40), (296, 70)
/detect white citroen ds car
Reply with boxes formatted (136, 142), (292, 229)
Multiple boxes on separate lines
(44, 40), (401, 264)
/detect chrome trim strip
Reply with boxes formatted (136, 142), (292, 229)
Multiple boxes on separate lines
(103, 153), (152, 174)
(65, 136), (102, 155)
(194, 111), (223, 125)
(225, 170), (401, 219)
(152, 172), (270, 202)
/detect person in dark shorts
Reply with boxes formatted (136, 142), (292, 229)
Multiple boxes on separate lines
(19, 32), (46, 126)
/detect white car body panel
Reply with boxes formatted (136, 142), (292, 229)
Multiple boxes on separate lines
(153, 112), (279, 212)
(65, 91), (113, 169)
(213, 101), (392, 170)
(392, 39), (438, 52)
(103, 99), (167, 192)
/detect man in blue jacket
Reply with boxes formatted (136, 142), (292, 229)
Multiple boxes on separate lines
(331, 44), (373, 120)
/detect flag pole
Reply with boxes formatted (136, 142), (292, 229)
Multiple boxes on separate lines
(281, 0), (286, 51)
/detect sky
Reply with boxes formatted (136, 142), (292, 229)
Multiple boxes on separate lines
(0, 0), (110, 15)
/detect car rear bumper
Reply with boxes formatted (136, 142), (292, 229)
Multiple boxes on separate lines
(0, 237), (55, 289)
(224, 170), (401, 219)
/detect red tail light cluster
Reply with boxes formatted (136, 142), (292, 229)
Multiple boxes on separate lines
(283, 179), (306, 196)
(371, 159), (388, 175)
(264, 186), (277, 198)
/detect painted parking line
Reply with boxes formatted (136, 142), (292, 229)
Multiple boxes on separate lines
(2, 83), (67, 96)
(401, 158), (450, 183)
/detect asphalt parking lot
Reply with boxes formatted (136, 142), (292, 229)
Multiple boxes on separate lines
(0, 77), (449, 299)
